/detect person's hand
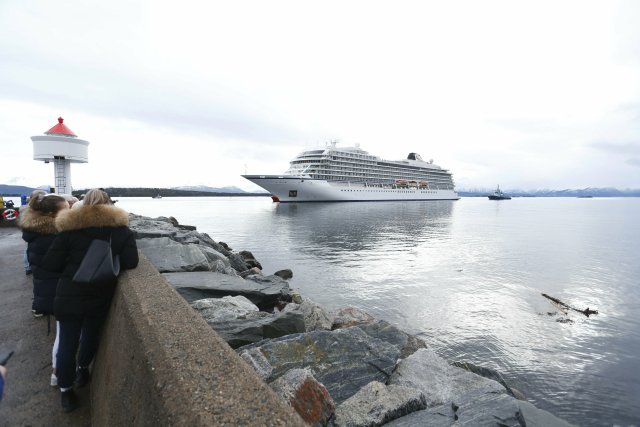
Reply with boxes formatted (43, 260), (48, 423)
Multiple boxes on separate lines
(0, 365), (6, 379)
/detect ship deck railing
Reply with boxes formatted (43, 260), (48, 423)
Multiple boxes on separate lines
(327, 181), (454, 190)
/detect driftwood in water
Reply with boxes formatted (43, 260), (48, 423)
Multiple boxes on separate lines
(541, 293), (598, 317)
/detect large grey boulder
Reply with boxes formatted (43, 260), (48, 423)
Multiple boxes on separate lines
(282, 299), (333, 331)
(164, 271), (291, 309)
(332, 381), (427, 427)
(451, 361), (525, 400)
(191, 296), (260, 322)
(171, 231), (201, 245)
(386, 390), (575, 426)
(171, 229), (231, 255)
(128, 216), (178, 238)
(239, 267), (263, 278)
(245, 275), (293, 301)
(237, 326), (401, 404)
(137, 237), (210, 272)
(209, 311), (305, 348)
(388, 348), (506, 407)
(274, 269), (293, 280)
(517, 400), (575, 427)
(331, 307), (376, 329)
(228, 253), (250, 272)
(385, 391), (522, 426)
(197, 245), (237, 276)
(383, 350), (570, 427)
(191, 296), (305, 348)
(238, 250), (263, 270)
(357, 320), (428, 359)
(208, 259), (239, 276)
(197, 232), (232, 255)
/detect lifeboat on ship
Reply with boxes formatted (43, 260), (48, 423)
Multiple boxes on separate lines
(419, 181), (428, 188)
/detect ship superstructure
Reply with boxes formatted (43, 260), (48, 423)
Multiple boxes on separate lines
(243, 141), (459, 202)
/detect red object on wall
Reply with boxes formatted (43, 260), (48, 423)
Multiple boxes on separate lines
(45, 117), (77, 137)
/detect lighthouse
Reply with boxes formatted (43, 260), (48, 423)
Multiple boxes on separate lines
(31, 117), (89, 195)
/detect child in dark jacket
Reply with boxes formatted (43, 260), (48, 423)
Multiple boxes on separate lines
(19, 193), (69, 387)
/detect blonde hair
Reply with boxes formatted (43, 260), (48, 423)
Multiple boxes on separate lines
(83, 189), (112, 206)
(61, 194), (79, 207)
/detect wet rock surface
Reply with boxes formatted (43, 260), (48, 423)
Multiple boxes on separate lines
(238, 326), (401, 404)
(164, 271), (291, 309)
(332, 381), (427, 427)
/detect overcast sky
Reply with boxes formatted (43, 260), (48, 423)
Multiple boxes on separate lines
(1, 0), (639, 192)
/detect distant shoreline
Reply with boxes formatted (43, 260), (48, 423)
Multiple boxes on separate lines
(71, 188), (270, 198)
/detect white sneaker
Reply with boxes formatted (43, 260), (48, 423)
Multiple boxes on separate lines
(50, 373), (58, 387)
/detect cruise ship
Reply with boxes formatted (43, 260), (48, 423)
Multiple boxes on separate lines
(242, 141), (459, 202)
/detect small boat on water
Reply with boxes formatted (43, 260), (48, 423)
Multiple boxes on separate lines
(152, 194), (162, 199)
(488, 185), (511, 200)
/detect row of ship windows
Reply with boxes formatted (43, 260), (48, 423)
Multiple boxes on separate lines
(311, 166), (448, 176)
(312, 168), (447, 176)
(339, 189), (440, 193)
(292, 158), (441, 172)
(293, 160), (438, 173)
(323, 176), (451, 184)
(311, 169), (449, 177)
(297, 154), (377, 162)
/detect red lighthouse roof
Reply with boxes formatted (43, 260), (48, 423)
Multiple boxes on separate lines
(45, 117), (77, 137)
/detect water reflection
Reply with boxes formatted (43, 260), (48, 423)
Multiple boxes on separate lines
(272, 201), (454, 253)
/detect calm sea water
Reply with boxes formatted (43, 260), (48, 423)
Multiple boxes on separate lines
(111, 196), (636, 425)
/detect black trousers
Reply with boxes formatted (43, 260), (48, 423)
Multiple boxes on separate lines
(56, 315), (104, 389)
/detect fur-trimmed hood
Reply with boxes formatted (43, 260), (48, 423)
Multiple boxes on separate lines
(55, 204), (129, 232)
(18, 206), (59, 235)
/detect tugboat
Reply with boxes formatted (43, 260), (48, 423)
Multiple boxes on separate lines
(488, 185), (511, 200)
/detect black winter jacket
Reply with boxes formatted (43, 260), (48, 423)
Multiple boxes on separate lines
(42, 205), (139, 319)
(19, 207), (60, 314)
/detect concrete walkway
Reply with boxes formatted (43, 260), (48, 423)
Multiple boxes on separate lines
(0, 227), (91, 427)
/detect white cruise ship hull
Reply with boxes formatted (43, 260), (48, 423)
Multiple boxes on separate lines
(243, 175), (459, 202)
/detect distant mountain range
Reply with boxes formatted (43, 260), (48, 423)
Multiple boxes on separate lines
(0, 184), (50, 196)
(458, 187), (640, 197)
(2, 184), (638, 197)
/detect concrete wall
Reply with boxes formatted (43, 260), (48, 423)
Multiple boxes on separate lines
(91, 253), (305, 426)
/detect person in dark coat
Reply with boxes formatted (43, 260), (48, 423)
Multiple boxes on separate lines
(20, 193), (69, 316)
(21, 190), (47, 277)
(19, 193), (69, 387)
(43, 189), (139, 412)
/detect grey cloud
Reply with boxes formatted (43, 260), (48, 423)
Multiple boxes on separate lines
(0, 59), (303, 146)
(626, 158), (640, 167)
(590, 141), (640, 156)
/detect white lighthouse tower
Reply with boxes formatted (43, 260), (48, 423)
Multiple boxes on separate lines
(31, 117), (89, 195)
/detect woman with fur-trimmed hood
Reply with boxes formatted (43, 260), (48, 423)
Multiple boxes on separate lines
(43, 188), (138, 412)
(19, 192), (69, 390)
(20, 192), (68, 316)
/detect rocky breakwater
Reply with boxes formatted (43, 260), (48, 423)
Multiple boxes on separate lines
(129, 213), (574, 427)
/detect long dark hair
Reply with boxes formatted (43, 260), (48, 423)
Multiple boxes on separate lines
(28, 193), (67, 214)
